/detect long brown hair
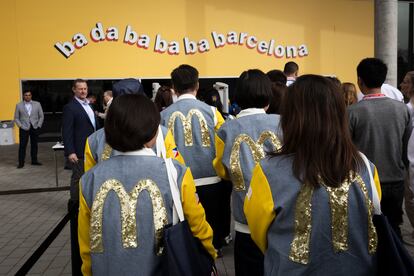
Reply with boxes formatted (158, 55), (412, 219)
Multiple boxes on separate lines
(273, 74), (362, 188)
(341, 82), (358, 106)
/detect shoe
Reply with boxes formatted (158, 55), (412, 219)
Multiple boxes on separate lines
(224, 233), (233, 245)
(31, 162), (42, 165)
(17, 164), (24, 169)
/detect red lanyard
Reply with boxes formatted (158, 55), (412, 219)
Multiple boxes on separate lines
(362, 93), (386, 100)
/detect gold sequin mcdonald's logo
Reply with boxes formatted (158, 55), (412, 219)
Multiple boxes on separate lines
(289, 174), (377, 264)
(101, 143), (112, 161)
(90, 179), (168, 255)
(230, 131), (282, 191)
(168, 109), (211, 147)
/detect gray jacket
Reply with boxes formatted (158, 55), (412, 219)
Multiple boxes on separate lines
(348, 97), (412, 182)
(216, 112), (282, 226)
(14, 101), (44, 130)
(80, 155), (187, 275)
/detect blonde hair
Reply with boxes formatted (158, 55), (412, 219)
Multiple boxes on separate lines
(341, 82), (357, 106)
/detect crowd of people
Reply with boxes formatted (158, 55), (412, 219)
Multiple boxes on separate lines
(35, 57), (414, 275)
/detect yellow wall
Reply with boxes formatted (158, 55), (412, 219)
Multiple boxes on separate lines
(0, 2), (20, 121)
(1, 0), (374, 122)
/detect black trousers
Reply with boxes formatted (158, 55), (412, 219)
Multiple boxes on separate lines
(381, 181), (405, 240)
(234, 231), (264, 276)
(70, 159), (84, 201)
(196, 180), (232, 249)
(69, 199), (82, 276)
(220, 180), (233, 240)
(18, 125), (39, 165)
(69, 159), (84, 276)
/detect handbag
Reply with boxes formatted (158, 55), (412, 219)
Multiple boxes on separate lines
(162, 158), (216, 276)
(360, 153), (414, 276)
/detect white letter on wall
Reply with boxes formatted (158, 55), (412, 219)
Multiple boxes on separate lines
(54, 42), (75, 58)
(72, 33), (88, 49)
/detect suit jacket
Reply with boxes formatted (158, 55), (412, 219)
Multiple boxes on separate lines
(14, 101), (44, 130)
(62, 98), (97, 158)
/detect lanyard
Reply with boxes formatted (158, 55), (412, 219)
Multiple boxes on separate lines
(362, 93), (386, 100)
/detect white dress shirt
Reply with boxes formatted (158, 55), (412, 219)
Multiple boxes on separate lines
(75, 97), (96, 130)
(24, 101), (32, 116)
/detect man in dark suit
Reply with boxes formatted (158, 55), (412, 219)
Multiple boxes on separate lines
(14, 90), (44, 168)
(62, 79), (97, 275)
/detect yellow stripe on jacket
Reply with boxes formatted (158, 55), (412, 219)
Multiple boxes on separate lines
(212, 133), (230, 180)
(78, 182), (92, 276)
(84, 138), (96, 173)
(181, 168), (217, 259)
(373, 166), (382, 200)
(243, 164), (276, 253)
(164, 129), (185, 165)
(215, 109), (225, 131)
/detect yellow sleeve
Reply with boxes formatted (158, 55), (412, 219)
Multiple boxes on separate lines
(84, 138), (96, 173)
(181, 168), (217, 259)
(373, 166), (382, 201)
(215, 110), (225, 131)
(78, 182), (92, 276)
(212, 133), (230, 180)
(164, 129), (185, 165)
(244, 164), (276, 253)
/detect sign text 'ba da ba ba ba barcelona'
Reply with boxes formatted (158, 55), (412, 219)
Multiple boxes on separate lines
(54, 22), (309, 59)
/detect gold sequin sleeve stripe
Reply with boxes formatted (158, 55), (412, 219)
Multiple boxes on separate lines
(84, 138), (97, 173)
(78, 181), (92, 276)
(181, 168), (217, 259)
(243, 164), (276, 253)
